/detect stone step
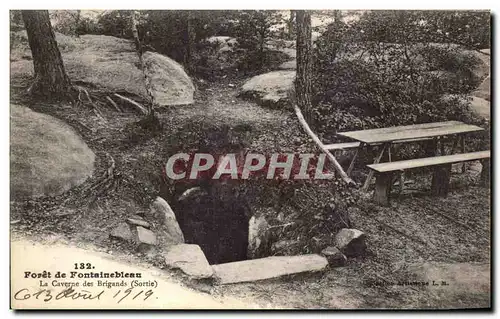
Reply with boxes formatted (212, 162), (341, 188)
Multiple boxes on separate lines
(212, 255), (328, 285)
(163, 244), (213, 279)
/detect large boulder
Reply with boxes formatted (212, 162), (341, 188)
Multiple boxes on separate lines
(473, 75), (490, 101)
(469, 96), (490, 121)
(471, 49), (490, 81)
(278, 60), (296, 70)
(143, 51), (195, 105)
(206, 36), (238, 53)
(440, 94), (490, 121)
(10, 104), (95, 198)
(239, 70), (295, 108)
(10, 32), (195, 106)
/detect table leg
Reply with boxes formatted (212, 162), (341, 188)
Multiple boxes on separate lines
(480, 159), (490, 187)
(461, 135), (466, 172)
(439, 137), (445, 155)
(399, 171), (405, 194)
(347, 142), (364, 176)
(362, 143), (388, 192)
(450, 135), (460, 155)
(424, 138), (438, 157)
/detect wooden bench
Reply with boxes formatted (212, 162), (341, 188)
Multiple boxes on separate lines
(324, 142), (361, 151)
(367, 150), (490, 206)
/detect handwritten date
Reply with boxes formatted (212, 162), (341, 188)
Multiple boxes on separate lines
(14, 287), (154, 303)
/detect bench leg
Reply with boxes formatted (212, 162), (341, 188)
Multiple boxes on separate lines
(362, 143), (388, 192)
(424, 138), (438, 157)
(480, 159), (490, 188)
(439, 137), (445, 155)
(450, 135), (460, 155)
(431, 164), (452, 196)
(461, 136), (466, 173)
(347, 143), (364, 176)
(399, 171), (405, 194)
(373, 172), (393, 206)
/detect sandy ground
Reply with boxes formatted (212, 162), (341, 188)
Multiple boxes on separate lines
(10, 237), (264, 309)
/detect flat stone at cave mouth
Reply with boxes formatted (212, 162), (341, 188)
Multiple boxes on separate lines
(212, 254), (328, 285)
(163, 244), (213, 279)
(148, 197), (184, 244)
(110, 222), (134, 242)
(137, 226), (157, 246)
(127, 218), (150, 228)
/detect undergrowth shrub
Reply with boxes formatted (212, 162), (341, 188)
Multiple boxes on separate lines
(312, 18), (483, 143)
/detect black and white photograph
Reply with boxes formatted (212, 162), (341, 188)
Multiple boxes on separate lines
(8, 8), (492, 310)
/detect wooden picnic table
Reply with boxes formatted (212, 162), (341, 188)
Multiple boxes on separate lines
(336, 121), (485, 191)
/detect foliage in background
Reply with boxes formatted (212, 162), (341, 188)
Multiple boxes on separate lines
(70, 10), (288, 76)
(231, 10), (285, 72)
(312, 10), (488, 142)
(355, 10), (490, 51)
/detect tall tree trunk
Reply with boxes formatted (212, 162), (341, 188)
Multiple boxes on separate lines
(288, 10), (295, 39)
(131, 11), (158, 124)
(22, 10), (73, 100)
(295, 10), (313, 123)
(74, 10), (81, 37)
(185, 11), (196, 72)
(333, 10), (342, 26)
(293, 10), (353, 184)
(131, 11), (143, 55)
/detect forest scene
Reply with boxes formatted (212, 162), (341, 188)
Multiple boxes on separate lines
(10, 9), (491, 309)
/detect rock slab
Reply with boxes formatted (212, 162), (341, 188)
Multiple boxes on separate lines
(110, 222), (134, 242)
(335, 228), (367, 257)
(126, 217), (150, 228)
(148, 197), (185, 245)
(137, 226), (157, 246)
(163, 244), (213, 279)
(247, 215), (269, 259)
(212, 255), (328, 284)
(321, 246), (347, 267)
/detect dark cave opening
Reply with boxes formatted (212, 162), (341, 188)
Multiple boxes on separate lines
(159, 123), (256, 264)
(170, 182), (251, 265)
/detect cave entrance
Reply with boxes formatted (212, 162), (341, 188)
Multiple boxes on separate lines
(172, 184), (250, 265)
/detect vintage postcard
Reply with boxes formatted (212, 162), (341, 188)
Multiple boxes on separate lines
(10, 9), (491, 310)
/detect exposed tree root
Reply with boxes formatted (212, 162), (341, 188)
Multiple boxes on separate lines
(79, 152), (118, 207)
(74, 120), (93, 133)
(76, 86), (108, 124)
(114, 93), (148, 115)
(24, 79), (150, 118)
(25, 74), (78, 103)
(106, 96), (123, 112)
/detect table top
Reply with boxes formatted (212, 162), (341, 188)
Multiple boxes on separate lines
(337, 121), (484, 144)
